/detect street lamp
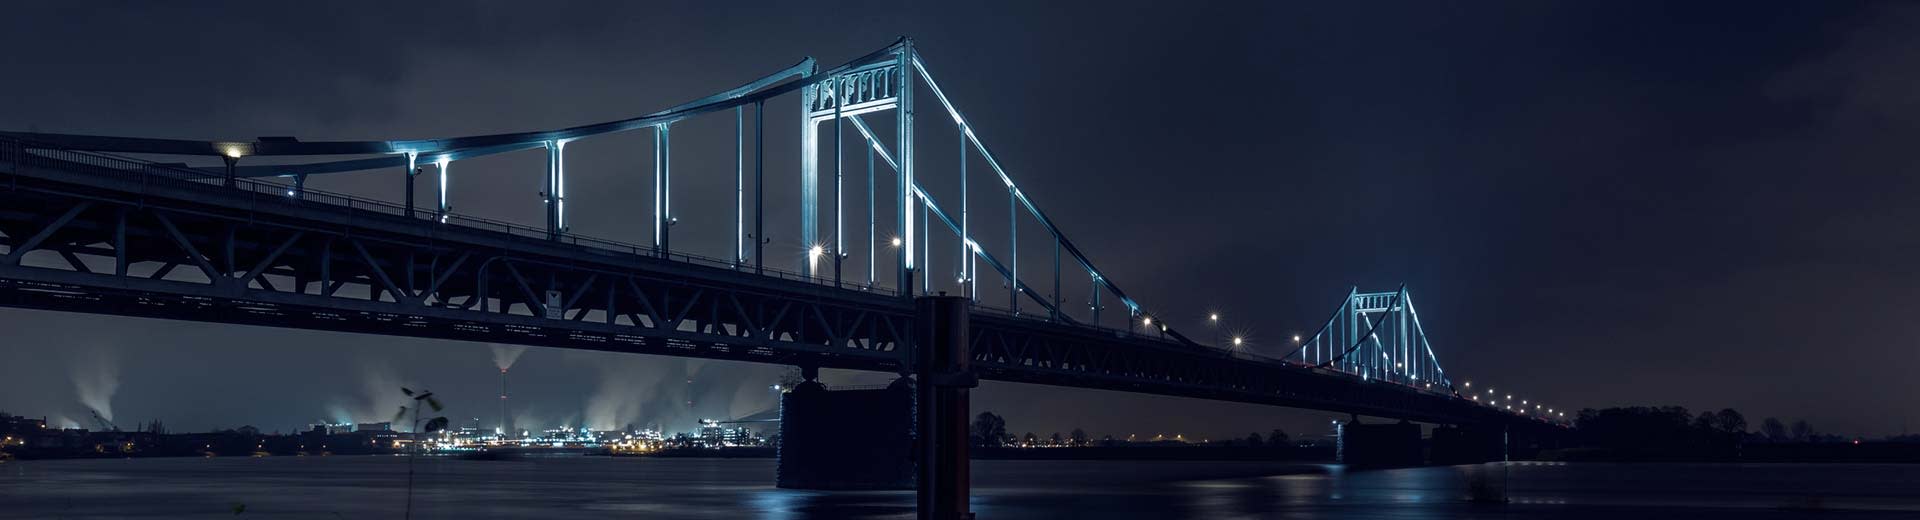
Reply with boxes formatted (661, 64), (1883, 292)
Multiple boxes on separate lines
(1207, 312), (1222, 347)
(807, 244), (829, 275)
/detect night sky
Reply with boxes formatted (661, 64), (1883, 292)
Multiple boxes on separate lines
(2, 1), (1916, 441)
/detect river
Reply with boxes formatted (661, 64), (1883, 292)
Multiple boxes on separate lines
(2, 456), (1916, 518)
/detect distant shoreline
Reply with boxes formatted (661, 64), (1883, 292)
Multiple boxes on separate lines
(8, 442), (1918, 464)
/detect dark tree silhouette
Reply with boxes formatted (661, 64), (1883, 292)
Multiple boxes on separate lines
(1069, 428), (1089, 447)
(1790, 419), (1814, 441)
(970, 412), (1008, 447)
(775, 367), (806, 391)
(1049, 432), (1063, 446)
(1712, 409), (1747, 434)
(1576, 406), (1748, 460)
(1269, 429), (1290, 445)
(1246, 432), (1263, 446)
(1761, 418), (1787, 441)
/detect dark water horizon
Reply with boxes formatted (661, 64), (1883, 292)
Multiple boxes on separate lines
(3, 456), (1917, 519)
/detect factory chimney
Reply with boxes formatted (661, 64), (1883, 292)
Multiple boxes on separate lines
(500, 367), (512, 437)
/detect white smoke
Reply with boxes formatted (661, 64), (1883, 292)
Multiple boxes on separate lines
(324, 405), (354, 425)
(490, 344), (529, 370)
(579, 356), (787, 433)
(729, 378), (781, 420)
(582, 357), (674, 431)
(581, 357), (716, 432)
(70, 347), (120, 422)
(325, 360), (410, 427)
(510, 405), (544, 436)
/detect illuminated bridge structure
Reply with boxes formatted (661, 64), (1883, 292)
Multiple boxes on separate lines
(0, 39), (1554, 430)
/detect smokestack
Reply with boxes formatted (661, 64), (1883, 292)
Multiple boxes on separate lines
(500, 368), (512, 437)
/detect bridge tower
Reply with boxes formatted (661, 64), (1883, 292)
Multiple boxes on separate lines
(800, 39), (917, 292)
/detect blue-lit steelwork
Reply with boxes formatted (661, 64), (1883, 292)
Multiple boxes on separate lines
(0, 39), (1557, 429)
(1282, 286), (1450, 390)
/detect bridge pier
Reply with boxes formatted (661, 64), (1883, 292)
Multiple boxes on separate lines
(1430, 424), (1507, 465)
(772, 295), (974, 520)
(915, 295), (975, 520)
(1338, 417), (1424, 468)
(775, 375), (915, 490)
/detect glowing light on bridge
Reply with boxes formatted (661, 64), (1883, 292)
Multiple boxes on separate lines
(436, 157), (451, 222)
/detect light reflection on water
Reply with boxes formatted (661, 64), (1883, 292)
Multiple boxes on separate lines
(1, 456), (1917, 519)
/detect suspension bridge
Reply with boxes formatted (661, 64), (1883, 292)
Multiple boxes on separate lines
(0, 39), (1558, 481)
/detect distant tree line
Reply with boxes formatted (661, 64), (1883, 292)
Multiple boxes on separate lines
(968, 411), (1293, 449)
(1572, 406), (1846, 461)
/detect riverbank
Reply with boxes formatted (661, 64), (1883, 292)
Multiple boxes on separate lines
(1542, 441), (1920, 463)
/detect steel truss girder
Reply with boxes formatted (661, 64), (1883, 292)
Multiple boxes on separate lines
(0, 161), (1528, 427)
(0, 176), (913, 371)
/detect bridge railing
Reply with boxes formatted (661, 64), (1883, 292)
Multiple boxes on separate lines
(0, 135), (894, 296)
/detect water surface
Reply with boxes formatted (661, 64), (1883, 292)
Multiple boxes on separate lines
(2, 456), (1915, 518)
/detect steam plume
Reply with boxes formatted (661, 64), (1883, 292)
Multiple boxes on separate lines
(70, 347), (120, 422)
(491, 344), (529, 370)
(580, 356), (785, 432)
(325, 360), (409, 426)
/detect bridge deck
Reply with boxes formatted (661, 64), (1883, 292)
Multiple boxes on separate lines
(0, 140), (1531, 426)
